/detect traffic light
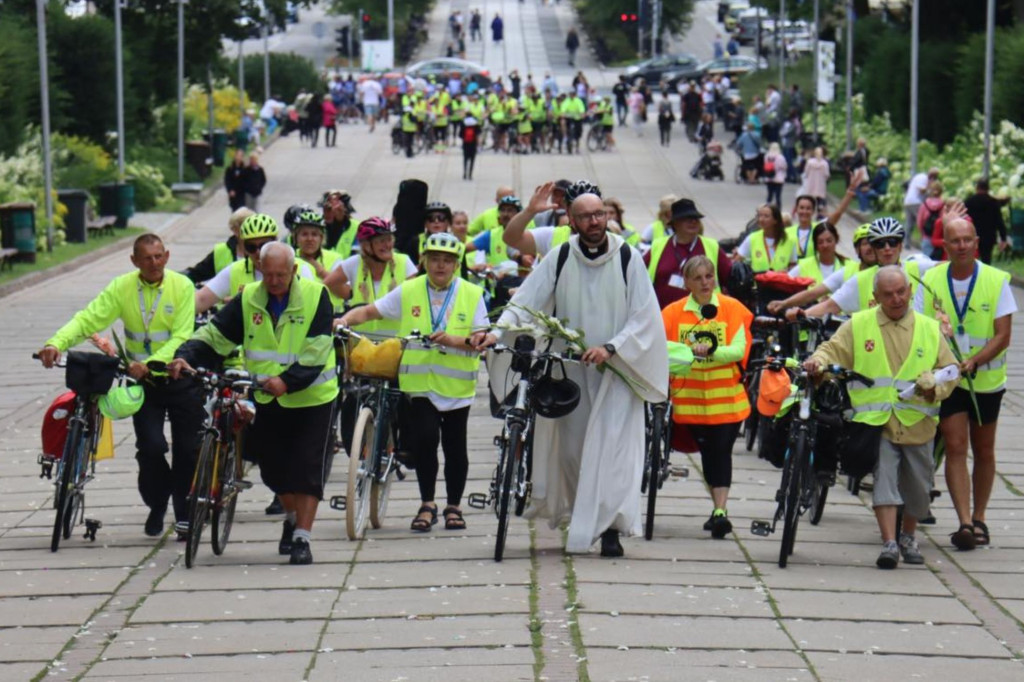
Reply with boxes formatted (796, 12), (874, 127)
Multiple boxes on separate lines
(619, 12), (638, 24)
(336, 25), (350, 56)
(361, 13), (371, 32)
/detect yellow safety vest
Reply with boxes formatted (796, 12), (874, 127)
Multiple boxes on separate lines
(796, 257), (858, 287)
(240, 277), (338, 408)
(922, 262), (1009, 393)
(297, 247), (343, 310)
(213, 241), (237, 274)
(848, 309), (941, 427)
(748, 230), (796, 273)
(486, 227), (509, 265)
(350, 254), (411, 335)
(650, 220), (668, 242)
(786, 225), (816, 260)
(397, 276), (484, 399)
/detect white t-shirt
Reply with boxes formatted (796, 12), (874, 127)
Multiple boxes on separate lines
(331, 254), (419, 297)
(822, 267), (850, 293)
(358, 79), (383, 106)
(830, 258), (936, 313)
(913, 270), (1017, 357)
(903, 172), (929, 206)
(205, 260), (315, 300)
(788, 261), (836, 280)
(374, 279), (490, 411)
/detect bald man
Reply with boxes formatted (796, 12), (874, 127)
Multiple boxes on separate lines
(467, 185), (516, 236)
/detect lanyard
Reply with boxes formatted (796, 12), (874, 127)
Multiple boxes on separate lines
(797, 228), (811, 257)
(670, 236), (699, 273)
(947, 262), (979, 336)
(137, 281), (163, 354)
(428, 280), (457, 332)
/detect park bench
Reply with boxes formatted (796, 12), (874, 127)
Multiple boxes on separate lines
(0, 247), (19, 272)
(86, 214), (116, 239)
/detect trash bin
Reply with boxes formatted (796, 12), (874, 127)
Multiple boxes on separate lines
(185, 141), (213, 179)
(98, 182), (135, 228)
(204, 129), (229, 167)
(58, 189), (90, 243)
(0, 202), (37, 263)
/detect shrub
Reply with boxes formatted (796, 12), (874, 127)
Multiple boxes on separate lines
(125, 161), (172, 211)
(230, 52), (322, 105)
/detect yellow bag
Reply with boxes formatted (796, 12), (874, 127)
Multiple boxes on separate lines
(94, 416), (115, 461)
(348, 337), (404, 380)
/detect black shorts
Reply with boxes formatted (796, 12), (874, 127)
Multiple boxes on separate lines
(939, 386), (1004, 425)
(250, 399), (335, 499)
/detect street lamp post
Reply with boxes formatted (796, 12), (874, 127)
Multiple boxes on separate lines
(263, 22), (271, 103)
(177, 0), (186, 184)
(388, 0), (394, 45)
(983, 0), (995, 177)
(238, 41), (246, 120)
(812, 0), (819, 136)
(36, 0), (54, 252)
(114, 0), (126, 180)
(909, 0), (919, 176)
(778, 0), (785, 95)
(845, 0), (853, 152)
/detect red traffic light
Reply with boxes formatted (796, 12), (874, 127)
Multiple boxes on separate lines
(362, 13), (370, 22)
(630, 13), (638, 21)
(620, 13), (628, 21)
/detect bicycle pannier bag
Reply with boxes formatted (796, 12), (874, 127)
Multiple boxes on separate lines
(838, 420), (883, 478)
(41, 391), (77, 460)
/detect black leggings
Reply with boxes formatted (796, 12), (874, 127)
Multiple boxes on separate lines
(462, 142), (477, 178)
(401, 397), (470, 505)
(688, 421), (741, 488)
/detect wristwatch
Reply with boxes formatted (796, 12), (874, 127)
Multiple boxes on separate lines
(603, 343), (617, 356)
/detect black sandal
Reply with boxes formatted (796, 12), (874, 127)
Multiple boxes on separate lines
(973, 519), (990, 546)
(443, 506), (466, 530)
(410, 504), (437, 532)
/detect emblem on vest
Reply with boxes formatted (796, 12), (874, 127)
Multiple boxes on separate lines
(163, 304), (174, 314)
(916, 347), (924, 358)
(252, 312), (264, 325)
(755, 250), (763, 259)
(412, 306), (422, 317)
(980, 302), (991, 312)
(864, 339), (875, 352)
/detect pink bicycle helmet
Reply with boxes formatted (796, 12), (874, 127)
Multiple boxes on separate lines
(356, 217), (395, 242)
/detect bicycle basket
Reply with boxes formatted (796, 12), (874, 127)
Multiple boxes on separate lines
(346, 336), (405, 381)
(65, 351), (120, 396)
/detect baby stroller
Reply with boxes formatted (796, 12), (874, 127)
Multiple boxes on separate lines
(690, 140), (725, 181)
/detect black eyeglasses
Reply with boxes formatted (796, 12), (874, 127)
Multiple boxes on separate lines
(244, 240), (272, 253)
(870, 238), (901, 249)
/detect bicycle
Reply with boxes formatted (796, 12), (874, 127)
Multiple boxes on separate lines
(179, 367), (254, 568)
(640, 400), (689, 540)
(751, 361), (873, 568)
(585, 123), (610, 152)
(34, 351), (124, 552)
(467, 335), (581, 562)
(330, 328), (422, 540)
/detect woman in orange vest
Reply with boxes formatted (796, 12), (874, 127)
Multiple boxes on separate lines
(662, 255), (753, 538)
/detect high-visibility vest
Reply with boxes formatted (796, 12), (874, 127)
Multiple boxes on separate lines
(296, 247), (343, 310)
(786, 225), (816, 260)
(331, 217), (359, 257)
(662, 294), (752, 425)
(433, 101), (448, 127)
(600, 102), (615, 126)
(796, 256), (858, 287)
(650, 220), (668, 242)
(240, 277), (338, 408)
(213, 241), (237, 274)
(561, 97), (585, 120)
(228, 258), (260, 298)
(852, 260), (921, 311)
(486, 227), (509, 265)
(748, 230), (797, 273)
(450, 98), (466, 121)
(397, 276), (484, 399)
(468, 101), (486, 120)
(526, 97), (547, 122)
(848, 309), (941, 427)
(647, 235), (721, 289)
(551, 225), (573, 250)
(401, 110), (418, 133)
(922, 261), (1009, 393)
(350, 254), (412, 335)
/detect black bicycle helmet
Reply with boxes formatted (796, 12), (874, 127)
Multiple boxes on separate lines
(283, 204), (313, 232)
(424, 201), (453, 222)
(532, 374), (581, 419)
(564, 180), (602, 204)
(727, 260), (755, 299)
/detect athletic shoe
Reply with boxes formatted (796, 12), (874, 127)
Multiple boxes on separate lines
(144, 506), (166, 537)
(876, 540), (900, 569)
(290, 537), (313, 565)
(174, 520), (189, 542)
(703, 512), (716, 532)
(710, 510), (733, 539)
(899, 533), (924, 564)
(279, 519), (295, 556)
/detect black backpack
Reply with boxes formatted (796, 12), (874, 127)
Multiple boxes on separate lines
(921, 206), (941, 238)
(550, 240), (632, 317)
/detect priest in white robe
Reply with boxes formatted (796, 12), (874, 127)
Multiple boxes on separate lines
(482, 191), (669, 556)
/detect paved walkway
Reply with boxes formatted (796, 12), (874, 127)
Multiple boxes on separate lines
(1, 2), (1023, 680)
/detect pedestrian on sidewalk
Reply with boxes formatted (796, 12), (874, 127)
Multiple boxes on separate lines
(491, 13), (504, 43)
(566, 27), (580, 67)
(713, 33), (724, 59)
(461, 115), (479, 180)
(470, 9), (482, 42)
(656, 92), (675, 146)
(243, 152), (267, 211)
(307, 93), (324, 147)
(764, 142), (787, 209)
(321, 94), (338, 148)
(964, 177), (1012, 264)
(628, 86), (645, 137)
(613, 75), (629, 126)
(225, 149), (247, 211)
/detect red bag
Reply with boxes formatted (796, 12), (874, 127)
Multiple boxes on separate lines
(41, 391), (77, 460)
(463, 126), (477, 144)
(754, 271), (816, 294)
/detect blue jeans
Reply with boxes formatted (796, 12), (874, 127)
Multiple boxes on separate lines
(782, 145), (797, 182)
(857, 187), (879, 212)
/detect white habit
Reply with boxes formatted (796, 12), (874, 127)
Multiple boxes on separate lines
(492, 234), (668, 552)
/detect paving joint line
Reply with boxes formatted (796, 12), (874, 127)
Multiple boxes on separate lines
(533, 522), (586, 681)
(303, 535), (364, 679)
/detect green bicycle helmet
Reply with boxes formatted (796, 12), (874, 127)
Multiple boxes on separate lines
(240, 213), (279, 241)
(853, 223), (872, 244)
(422, 231), (464, 258)
(98, 384), (145, 420)
(294, 209), (325, 230)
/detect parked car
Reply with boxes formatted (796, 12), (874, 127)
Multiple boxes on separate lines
(736, 7), (771, 45)
(723, 0), (751, 31)
(700, 55), (767, 79)
(405, 58), (492, 89)
(622, 53), (701, 86)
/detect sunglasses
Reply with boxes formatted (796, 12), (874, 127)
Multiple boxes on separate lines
(426, 214), (449, 223)
(870, 238), (901, 249)
(244, 240), (272, 253)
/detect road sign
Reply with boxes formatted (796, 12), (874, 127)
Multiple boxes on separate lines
(816, 40), (836, 104)
(312, 21), (326, 39)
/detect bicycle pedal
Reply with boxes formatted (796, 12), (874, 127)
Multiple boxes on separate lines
(84, 519), (102, 541)
(750, 520), (772, 536)
(329, 495), (347, 511)
(669, 465), (689, 479)
(38, 455), (54, 479)
(466, 493), (488, 510)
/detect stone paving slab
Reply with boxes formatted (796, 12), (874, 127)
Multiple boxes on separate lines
(102, 619), (323, 659)
(0, 595), (104, 627)
(0, 662), (47, 680)
(573, 557), (755, 587)
(576, 583), (773, 619)
(585, 649), (814, 682)
(129, 589), (337, 624)
(81, 652), (312, 680)
(577, 614), (794, 651)
(805, 652), (1024, 682)
(756, 563), (953, 596)
(321, 613), (531, 650)
(308, 647), (535, 682)
(769, 589), (980, 625)
(785, 618), (1012, 658)
(332, 584), (530, 619)
(0, 625), (80, 662)
(346, 558), (532, 589)
(0, 566), (128, 598)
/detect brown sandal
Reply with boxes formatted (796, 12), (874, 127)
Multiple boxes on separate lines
(443, 506), (466, 530)
(410, 504), (437, 532)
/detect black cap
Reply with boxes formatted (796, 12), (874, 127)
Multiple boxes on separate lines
(670, 198), (704, 222)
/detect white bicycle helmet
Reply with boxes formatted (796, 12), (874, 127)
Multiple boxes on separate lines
(867, 216), (905, 242)
(565, 180), (602, 204)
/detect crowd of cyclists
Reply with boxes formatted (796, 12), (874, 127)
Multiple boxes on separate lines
(35, 155), (1014, 568)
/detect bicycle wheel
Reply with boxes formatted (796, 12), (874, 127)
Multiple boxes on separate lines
(809, 477), (829, 526)
(211, 439), (241, 556)
(346, 407), (374, 540)
(644, 408), (664, 541)
(586, 128), (600, 152)
(185, 434), (215, 569)
(779, 430), (807, 568)
(369, 421), (395, 529)
(51, 420), (83, 552)
(495, 423), (523, 563)
(744, 371), (761, 451)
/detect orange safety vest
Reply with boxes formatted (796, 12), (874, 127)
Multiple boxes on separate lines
(662, 294), (752, 425)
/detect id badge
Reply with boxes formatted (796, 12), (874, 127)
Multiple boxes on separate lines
(668, 274), (685, 289)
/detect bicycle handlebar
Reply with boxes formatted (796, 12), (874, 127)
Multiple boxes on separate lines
(490, 343), (582, 364)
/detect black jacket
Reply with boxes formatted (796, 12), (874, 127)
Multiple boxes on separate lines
(243, 166), (267, 197)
